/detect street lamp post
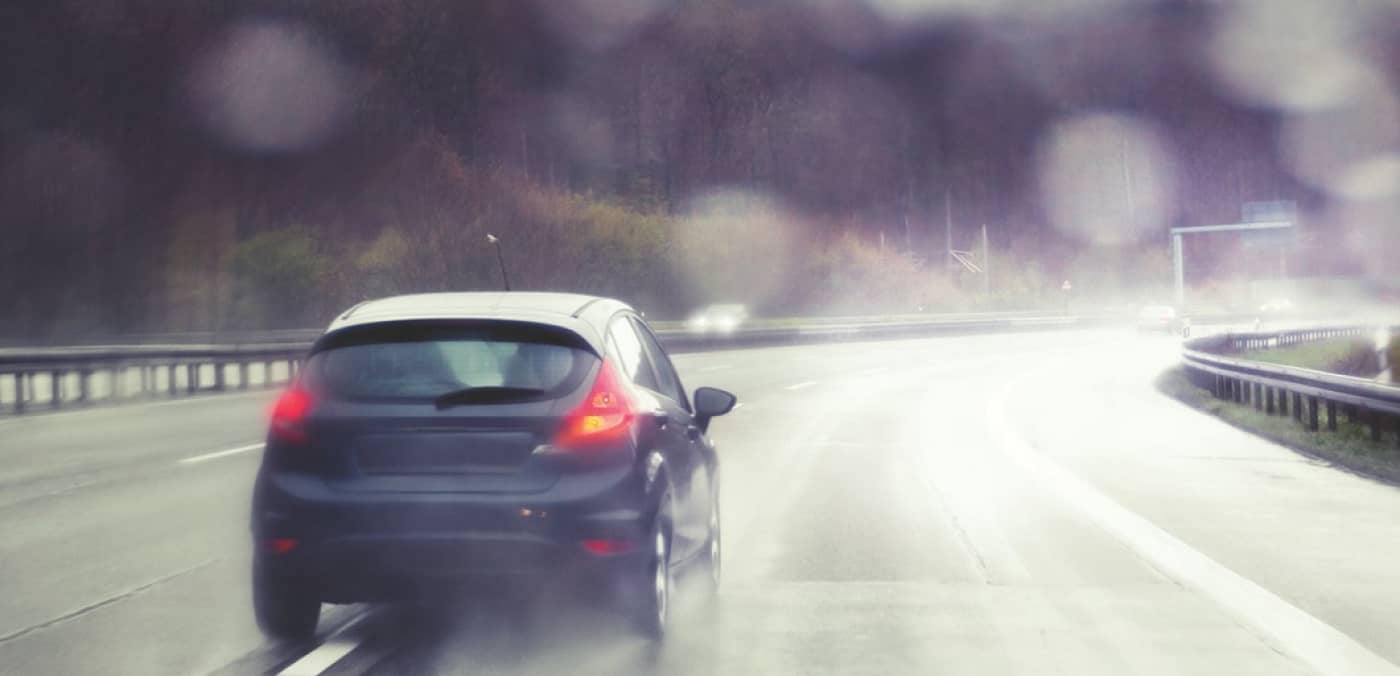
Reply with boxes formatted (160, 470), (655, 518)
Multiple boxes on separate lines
(486, 233), (511, 291)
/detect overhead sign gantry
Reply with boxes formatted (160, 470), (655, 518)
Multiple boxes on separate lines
(1170, 201), (1296, 306)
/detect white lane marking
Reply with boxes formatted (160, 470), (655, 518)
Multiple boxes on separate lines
(178, 443), (263, 465)
(278, 612), (374, 676)
(698, 364), (732, 372)
(986, 368), (1400, 676)
(784, 381), (817, 391)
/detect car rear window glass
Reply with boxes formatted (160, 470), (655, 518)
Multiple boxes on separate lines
(607, 317), (660, 392)
(306, 322), (594, 400)
(631, 317), (688, 409)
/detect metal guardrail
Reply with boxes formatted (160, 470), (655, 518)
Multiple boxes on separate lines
(1181, 326), (1400, 446)
(0, 343), (309, 415)
(0, 311), (1129, 416)
(0, 309), (1261, 416)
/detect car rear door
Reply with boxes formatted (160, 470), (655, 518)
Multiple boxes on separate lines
(604, 314), (702, 558)
(630, 316), (713, 560)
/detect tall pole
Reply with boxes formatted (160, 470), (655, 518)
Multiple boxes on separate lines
(1121, 130), (1136, 235)
(1172, 232), (1184, 307)
(981, 223), (990, 296)
(487, 234), (511, 291)
(944, 185), (953, 276)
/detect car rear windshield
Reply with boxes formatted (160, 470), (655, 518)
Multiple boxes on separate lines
(304, 321), (595, 401)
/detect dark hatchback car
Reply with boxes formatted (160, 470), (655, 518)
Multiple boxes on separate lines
(250, 293), (736, 640)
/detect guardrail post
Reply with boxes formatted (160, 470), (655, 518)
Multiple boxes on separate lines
(78, 369), (90, 403)
(168, 364), (178, 397)
(214, 362), (226, 391)
(1265, 388), (1275, 415)
(111, 365), (122, 401)
(239, 362), (250, 390)
(1254, 384), (1264, 411)
(1307, 397), (1319, 432)
(50, 370), (62, 408)
(1326, 401), (1337, 431)
(1368, 409), (1382, 442)
(1293, 393), (1303, 422)
(186, 363), (197, 395)
(13, 373), (26, 414)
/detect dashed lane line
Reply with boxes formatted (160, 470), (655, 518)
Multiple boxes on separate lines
(277, 611), (376, 676)
(178, 443), (263, 465)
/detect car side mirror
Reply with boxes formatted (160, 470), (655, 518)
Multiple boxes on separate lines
(693, 386), (737, 431)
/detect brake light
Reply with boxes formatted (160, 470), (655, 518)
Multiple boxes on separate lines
(269, 386), (314, 444)
(263, 538), (299, 555)
(581, 539), (635, 555)
(556, 359), (634, 449)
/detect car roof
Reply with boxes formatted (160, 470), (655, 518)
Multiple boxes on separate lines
(323, 292), (635, 352)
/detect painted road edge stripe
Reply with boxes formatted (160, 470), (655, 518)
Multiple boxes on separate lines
(784, 381), (817, 391)
(986, 366), (1400, 676)
(179, 443), (264, 465)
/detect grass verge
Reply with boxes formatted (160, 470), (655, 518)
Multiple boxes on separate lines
(1241, 336), (1377, 374)
(1157, 366), (1400, 485)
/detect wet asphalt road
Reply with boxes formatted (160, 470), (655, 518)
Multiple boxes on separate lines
(3, 329), (1400, 675)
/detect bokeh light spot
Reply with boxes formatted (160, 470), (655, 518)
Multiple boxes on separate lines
(187, 19), (353, 153)
(1036, 112), (1178, 246)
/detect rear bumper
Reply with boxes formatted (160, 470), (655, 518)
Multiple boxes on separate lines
(251, 465), (653, 602)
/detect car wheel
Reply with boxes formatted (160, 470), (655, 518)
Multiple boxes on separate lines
(701, 494), (721, 595)
(630, 520), (671, 640)
(253, 559), (320, 641)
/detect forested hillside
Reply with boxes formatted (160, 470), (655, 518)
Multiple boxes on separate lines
(1, 0), (1396, 337)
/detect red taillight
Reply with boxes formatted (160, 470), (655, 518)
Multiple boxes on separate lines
(581, 539), (634, 555)
(269, 386), (314, 444)
(555, 359), (634, 450)
(263, 538), (299, 555)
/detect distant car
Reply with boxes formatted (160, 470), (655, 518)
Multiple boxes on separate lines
(1136, 305), (1185, 335)
(250, 292), (736, 641)
(686, 303), (749, 335)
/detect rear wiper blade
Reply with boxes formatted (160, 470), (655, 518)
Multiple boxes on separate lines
(434, 386), (549, 409)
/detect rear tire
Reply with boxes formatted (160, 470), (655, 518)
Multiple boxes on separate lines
(701, 494), (721, 596)
(629, 521), (671, 640)
(253, 560), (320, 641)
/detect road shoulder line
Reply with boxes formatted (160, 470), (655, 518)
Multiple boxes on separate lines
(986, 367), (1400, 676)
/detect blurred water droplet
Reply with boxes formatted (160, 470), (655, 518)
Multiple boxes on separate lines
(1036, 112), (1178, 246)
(187, 19), (353, 153)
(674, 189), (796, 307)
(535, 0), (664, 51)
(1279, 85), (1399, 198)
